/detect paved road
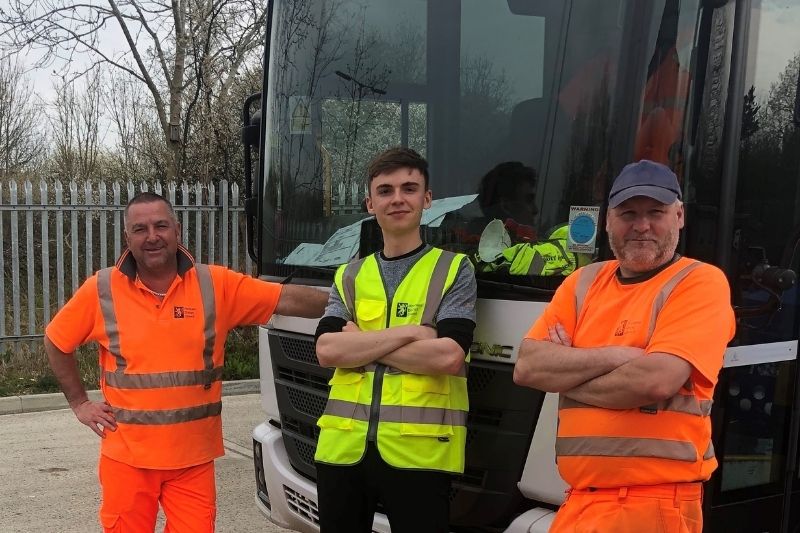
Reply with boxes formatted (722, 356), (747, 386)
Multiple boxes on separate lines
(0, 394), (291, 533)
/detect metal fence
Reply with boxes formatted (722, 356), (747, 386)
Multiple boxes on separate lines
(0, 179), (253, 344)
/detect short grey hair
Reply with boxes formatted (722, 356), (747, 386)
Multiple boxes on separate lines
(124, 192), (178, 224)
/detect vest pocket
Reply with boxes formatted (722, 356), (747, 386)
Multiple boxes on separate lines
(400, 374), (454, 437)
(317, 369), (365, 431)
(354, 298), (386, 330)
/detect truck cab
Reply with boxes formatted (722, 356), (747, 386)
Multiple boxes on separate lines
(243, 1), (800, 531)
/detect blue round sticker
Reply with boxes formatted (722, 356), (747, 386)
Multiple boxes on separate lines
(570, 214), (596, 244)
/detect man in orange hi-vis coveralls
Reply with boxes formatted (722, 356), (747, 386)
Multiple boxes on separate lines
(44, 192), (328, 533)
(514, 160), (735, 533)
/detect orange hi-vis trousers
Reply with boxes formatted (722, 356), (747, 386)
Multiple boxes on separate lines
(98, 455), (216, 533)
(549, 482), (703, 533)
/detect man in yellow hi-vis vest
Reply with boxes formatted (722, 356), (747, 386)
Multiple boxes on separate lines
(314, 147), (477, 533)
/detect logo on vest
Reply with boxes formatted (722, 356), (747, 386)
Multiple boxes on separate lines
(174, 306), (196, 319)
(396, 302), (422, 318)
(613, 319), (641, 336)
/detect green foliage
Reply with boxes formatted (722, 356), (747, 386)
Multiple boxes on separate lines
(0, 343), (97, 396)
(222, 327), (260, 381)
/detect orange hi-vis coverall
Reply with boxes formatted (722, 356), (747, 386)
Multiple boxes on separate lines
(526, 257), (735, 533)
(46, 245), (283, 532)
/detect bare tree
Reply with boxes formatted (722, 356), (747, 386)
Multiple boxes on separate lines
(758, 52), (800, 146)
(49, 69), (103, 181)
(104, 70), (153, 181)
(0, 0), (268, 179)
(0, 58), (44, 177)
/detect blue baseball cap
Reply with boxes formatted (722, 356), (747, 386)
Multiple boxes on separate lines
(607, 160), (682, 208)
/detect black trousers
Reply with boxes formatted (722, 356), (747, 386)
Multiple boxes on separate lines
(316, 442), (452, 533)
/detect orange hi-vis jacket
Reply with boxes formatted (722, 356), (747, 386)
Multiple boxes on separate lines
(46, 245), (282, 469)
(527, 257), (735, 489)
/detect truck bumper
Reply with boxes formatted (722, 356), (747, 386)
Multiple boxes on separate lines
(252, 421), (391, 533)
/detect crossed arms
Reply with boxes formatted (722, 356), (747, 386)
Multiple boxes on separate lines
(316, 322), (467, 376)
(513, 323), (692, 409)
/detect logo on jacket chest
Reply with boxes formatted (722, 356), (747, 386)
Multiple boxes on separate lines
(613, 319), (642, 336)
(173, 306), (197, 319)
(395, 302), (423, 318)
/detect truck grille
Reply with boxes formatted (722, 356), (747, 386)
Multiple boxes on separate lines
(287, 387), (327, 418)
(279, 335), (320, 365)
(284, 486), (319, 525)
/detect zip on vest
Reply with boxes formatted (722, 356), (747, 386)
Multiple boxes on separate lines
(366, 255), (391, 443)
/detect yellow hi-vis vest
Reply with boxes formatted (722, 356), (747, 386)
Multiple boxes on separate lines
(314, 247), (470, 473)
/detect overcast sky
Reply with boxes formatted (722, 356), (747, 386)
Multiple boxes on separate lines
(750, 0), (800, 100)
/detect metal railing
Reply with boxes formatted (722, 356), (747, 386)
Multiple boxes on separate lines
(0, 179), (253, 344)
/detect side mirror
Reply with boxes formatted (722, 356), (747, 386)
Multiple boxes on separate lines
(242, 109), (261, 147)
(752, 263), (797, 292)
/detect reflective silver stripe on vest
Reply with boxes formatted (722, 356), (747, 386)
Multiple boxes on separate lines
(527, 251), (545, 276)
(113, 401), (222, 425)
(322, 398), (374, 422)
(574, 262), (607, 317)
(97, 267), (126, 371)
(341, 259), (366, 316)
(560, 396), (712, 417)
(421, 251), (458, 326)
(382, 404), (468, 426)
(322, 398), (467, 427)
(195, 264), (217, 388)
(103, 367), (224, 389)
(556, 436), (697, 462)
(647, 261), (702, 339)
(704, 441), (715, 460)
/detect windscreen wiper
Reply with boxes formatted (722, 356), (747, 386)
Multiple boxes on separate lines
(476, 277), (557, 298)
(279, 265), (337, 285)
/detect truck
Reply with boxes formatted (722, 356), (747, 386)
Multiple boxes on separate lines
(240, 0), (800, 531)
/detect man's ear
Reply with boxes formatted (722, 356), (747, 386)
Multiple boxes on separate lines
(365, 195), (374, 214)
(423, 189), (432, 209)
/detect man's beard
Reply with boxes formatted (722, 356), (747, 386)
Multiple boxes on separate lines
(609, 228), (679, 273)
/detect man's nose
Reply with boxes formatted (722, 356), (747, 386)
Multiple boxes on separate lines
(632, 216), (651, 232)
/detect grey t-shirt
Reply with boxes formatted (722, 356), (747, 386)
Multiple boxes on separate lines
(323, 244), (477, 324)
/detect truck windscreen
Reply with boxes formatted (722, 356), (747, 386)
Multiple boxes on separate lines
(259, 0), (700, 292)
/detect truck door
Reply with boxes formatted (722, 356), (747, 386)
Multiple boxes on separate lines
(700, 1), (800, 531)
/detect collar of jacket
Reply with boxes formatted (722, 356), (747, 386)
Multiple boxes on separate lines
(115, 244), (196, 282)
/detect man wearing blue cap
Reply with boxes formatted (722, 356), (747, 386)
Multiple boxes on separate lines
(514, 160), (735, 532)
